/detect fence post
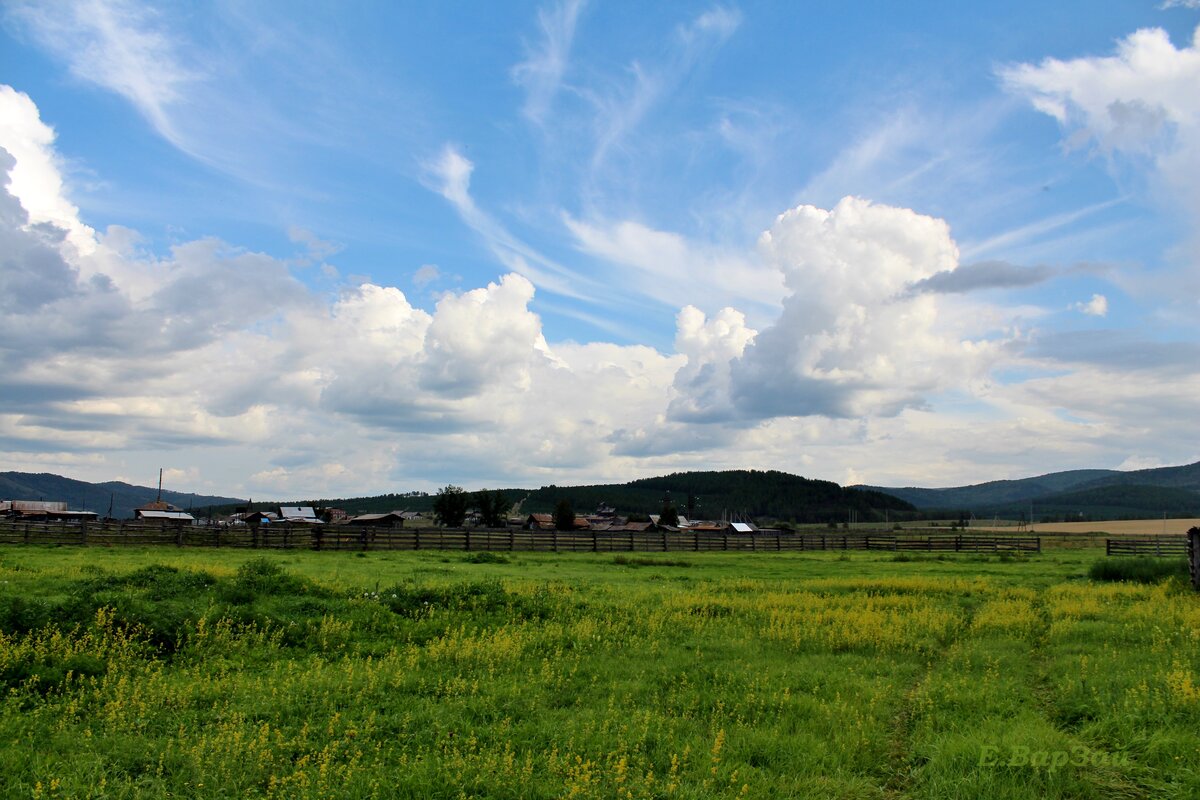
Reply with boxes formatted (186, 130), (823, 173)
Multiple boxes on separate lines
(723, 535), (729, 551)
(80, 519), (88, 546)
(174, 522), (183, 547)
(1188, 527), (1199, 591)
(465, 529), (471, 551)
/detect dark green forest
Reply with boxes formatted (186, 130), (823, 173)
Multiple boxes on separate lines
(267, 470), (916, 524)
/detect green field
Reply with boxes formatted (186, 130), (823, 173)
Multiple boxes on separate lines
(0, 547), (1196, 799)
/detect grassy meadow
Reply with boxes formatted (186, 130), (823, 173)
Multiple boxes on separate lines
(0, 546), (1196, 799)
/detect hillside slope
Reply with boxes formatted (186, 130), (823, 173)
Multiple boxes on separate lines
(0, 472), (243, 520)
(860, 461), (1200, 518)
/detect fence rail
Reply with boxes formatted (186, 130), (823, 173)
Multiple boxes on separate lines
(0, 520), (1042, 554)
(1105, 536), (1189, 558)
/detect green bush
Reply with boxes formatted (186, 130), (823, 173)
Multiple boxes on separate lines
(1088, 557), (1188, 584)
(463, 551), (510, 564)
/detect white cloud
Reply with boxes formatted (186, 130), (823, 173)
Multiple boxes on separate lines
(7, 0), (195, 148)
(512, 0), (587, 125)
(424, 144), (594, 300)
(667, 306), (757, 423)
(0, 86), (96, 254)
(421, 274), (554, 397)
(3, 83), (1197, 497)
(413, 264), (441, 288)
(722, 197), (1004, 420)
(1072, 293), (1108, 316)
(586, 5), (741, 172)
(1001, 25), (1200, 215)
(564, 214), (785, 317)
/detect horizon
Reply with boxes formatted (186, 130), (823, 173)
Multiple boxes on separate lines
(2, 2), (1199, 498)
(6, 457), (1199, 505)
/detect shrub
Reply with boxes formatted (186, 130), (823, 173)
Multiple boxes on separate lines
(612, 555), (691, 568)
(119, 565), (216, 600)
(233, 558), (306, 596)
(464, 552), (510, 564)
(0, 596), (54, 634)
(1088, 557), (1188, 584)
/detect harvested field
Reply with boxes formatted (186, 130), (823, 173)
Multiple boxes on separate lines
(974, 518), (1200, 536)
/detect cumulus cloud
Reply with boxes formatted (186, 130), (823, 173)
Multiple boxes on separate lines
(0, 86), (96, 254)
(4, 79), (1196, 496)
(667, 306), (757, 423)
(719, 197), (1001, 420)
(1001, 25), (1200, 214)
(1072, 293), (1108, 316)
(0, 95), (687, 492)
(420, 274), (554, 397)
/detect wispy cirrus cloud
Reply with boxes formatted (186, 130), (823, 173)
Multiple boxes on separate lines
(585, 6), (742, 174)
(423, 144), (596, 301)
(511, 0), (588, 126)
(6, 0), (196, 150)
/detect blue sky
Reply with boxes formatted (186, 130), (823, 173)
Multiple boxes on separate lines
(1, 1), (1199, 499)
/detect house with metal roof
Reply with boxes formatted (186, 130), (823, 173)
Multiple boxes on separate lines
(279, 506), (323, 524)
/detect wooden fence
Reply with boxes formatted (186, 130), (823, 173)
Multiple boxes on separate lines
(1189, 528), (1199, 590)
(1105, 536), (1189, 558)
(0, 520), (1041, 554)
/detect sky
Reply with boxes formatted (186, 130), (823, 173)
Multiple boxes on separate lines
(1, 0), (1199, 501)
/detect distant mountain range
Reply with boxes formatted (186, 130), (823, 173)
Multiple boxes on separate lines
(6, 460), (1199, 524)
(0, 472), (243, 520)
(857, 461), (1200, 519)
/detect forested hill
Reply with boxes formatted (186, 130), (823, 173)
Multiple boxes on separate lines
(283, 470), (916, 524)
(859, 460), (1200, 518)
(527, 470), (916, 523)
(0, 472), (243, 520)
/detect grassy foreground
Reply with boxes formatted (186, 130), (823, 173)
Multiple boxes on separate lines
(0, 547), (1196, 799)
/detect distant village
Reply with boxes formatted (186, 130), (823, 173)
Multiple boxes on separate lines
(1, 498), (769, 535)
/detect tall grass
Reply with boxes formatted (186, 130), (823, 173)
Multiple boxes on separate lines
(0, 548), (1195, 798)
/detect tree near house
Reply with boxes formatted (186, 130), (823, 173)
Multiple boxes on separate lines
(659, 501), (679, 528)
(474, 489), (510, 528)
(554, 499), (575, 531)
(433, 485), (469, 527)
